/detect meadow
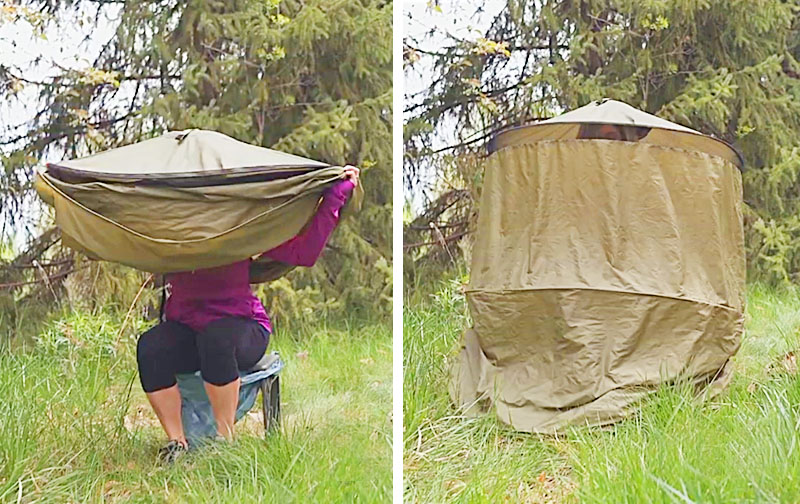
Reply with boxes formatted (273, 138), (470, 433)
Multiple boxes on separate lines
(404, 277), (800, 503)
(0, 309), (391, 503)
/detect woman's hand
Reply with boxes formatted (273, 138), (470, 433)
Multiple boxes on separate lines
(343, 165), (360, 187)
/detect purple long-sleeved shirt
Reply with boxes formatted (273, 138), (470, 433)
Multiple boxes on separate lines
(164, 179), (355, 333)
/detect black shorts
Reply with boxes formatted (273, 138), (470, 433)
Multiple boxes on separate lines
(136, 317), (270, 392)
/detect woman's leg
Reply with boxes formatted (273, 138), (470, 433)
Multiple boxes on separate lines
(146, 387), (184, 443)
(196, 318), (269, 438)
(204, 380), (240, 439)
(136, 321), (200, 446)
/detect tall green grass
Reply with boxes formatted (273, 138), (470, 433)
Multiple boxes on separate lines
(1, 310), (391, 503)
(404, 279), (800, 503)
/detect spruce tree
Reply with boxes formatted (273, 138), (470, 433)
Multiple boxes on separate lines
(1, 0), (392, 323)
(405, 0), (800, 284)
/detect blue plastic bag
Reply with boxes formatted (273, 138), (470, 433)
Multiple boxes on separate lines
(175, 351), (284, 445)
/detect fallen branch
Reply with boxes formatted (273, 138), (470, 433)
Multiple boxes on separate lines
(405, 221), (468, 231)
(4, 259), (73, 269)
(403, 230), (471, 250)
(0, 267), (82, 289)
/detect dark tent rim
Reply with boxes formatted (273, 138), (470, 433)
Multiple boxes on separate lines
(45, 162), (332, 187)
(487, 122), (745, 169)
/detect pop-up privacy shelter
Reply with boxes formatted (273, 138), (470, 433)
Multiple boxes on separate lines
(450, 100), (745, 433)
(35, 129), (362, 281)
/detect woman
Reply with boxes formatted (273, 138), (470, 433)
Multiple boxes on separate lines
(136, 166), (360, 462)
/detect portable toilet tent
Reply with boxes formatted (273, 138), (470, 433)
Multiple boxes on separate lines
(450, 99), (745, 433)
(34, 129), (361, 281)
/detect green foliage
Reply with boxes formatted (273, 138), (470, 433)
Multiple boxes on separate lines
(1, 0), (392, 322)
(405, 0), (800, 285)
(34, 307), (150, 357)
(61, 259), (158, 313)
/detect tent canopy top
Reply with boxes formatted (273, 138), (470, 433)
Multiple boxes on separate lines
(535, 99), (698, 132)
(47, 129), (328, 180)
(490, 99), (743, 168)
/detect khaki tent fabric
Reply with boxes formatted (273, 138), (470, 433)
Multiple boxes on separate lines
(450, 114), (745, 433)
(35, 130), (362, 277)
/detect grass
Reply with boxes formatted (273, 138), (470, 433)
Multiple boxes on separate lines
(0, 309), (391, 503)
(404, 278), (800, 503)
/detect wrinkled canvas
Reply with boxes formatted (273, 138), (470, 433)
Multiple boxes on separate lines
(451, 139), (744, 433)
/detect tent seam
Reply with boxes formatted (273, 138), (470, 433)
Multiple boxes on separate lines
(464, 286), (741, 312)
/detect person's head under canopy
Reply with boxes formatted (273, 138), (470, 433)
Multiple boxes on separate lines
(577, 123), (651, 142)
